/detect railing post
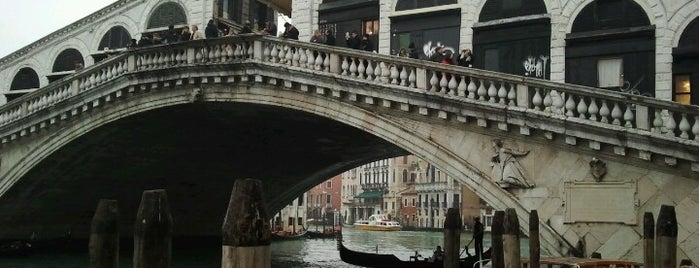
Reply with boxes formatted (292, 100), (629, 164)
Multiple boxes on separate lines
(187, 47), (196, 64)
(636, 105), (650, 131)
(416, 68), (427, 90)
(330, 53), (341, 74)
(253, 40), (263, 60)
(127, 54), (136, 72)
(72, 79), (81, 96)
(516, 84), (530, 108)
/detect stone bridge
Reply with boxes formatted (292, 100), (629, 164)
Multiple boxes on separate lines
(0, 36), (697, 261)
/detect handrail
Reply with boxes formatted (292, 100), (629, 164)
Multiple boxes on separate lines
(1, 34), (698, 146)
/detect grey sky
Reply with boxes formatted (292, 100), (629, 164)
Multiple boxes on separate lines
(0, 0), (115, 58)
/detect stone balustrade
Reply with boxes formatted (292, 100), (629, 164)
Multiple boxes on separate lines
(1, 34), (697, 169)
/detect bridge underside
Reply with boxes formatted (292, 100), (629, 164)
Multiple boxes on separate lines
(0, 102), (405, 240)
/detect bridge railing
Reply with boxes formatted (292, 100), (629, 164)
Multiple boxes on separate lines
(1, 34), (698, 144)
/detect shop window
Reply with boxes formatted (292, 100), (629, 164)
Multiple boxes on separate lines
(674, 75), (691, 104)
(597, 58), (623, 88)
(363, 20), (379, 36)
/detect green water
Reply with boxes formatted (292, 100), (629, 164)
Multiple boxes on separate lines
(0, 228), (529, 267)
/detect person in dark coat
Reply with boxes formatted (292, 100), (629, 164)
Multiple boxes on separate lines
(282, 22), (299, 40)
(345, 31), (360, 49)
(240, 20), (253, 34)
(262, 20), (277, 36)
(429, 46), (445, 62)
(473, 217), (484, 259)
(458, 49), (473, 68)
(324, 29), (336, 46)
(408, 42), (419, 59)
(205, 19), (219, 38)
(360, 35), (374, 52)
(164, 25), (180, 44)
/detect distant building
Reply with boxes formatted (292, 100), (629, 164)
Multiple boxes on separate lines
(307, 174), (343, 227)
(272, 193), (307, 234)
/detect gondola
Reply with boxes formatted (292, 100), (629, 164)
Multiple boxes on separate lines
(336, 234), (490, 268)
(271, 230), (308, 241)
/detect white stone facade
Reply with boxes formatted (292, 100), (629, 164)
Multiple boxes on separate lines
(291, 0), (699, 102)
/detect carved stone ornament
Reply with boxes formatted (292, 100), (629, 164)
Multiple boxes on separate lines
(589, 157), (607, 182)
(490, 139), (535, 189)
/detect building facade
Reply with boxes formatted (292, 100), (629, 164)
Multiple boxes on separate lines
(291, 0), (699, 106)
(307, 174), (343, 227)
(272, 193), (307, 234)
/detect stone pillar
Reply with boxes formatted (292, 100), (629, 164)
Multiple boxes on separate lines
(491, 210), (504, 268)
(528, 210), (539, 268)
(655, 205), (677, 268)
(222, 179), (272, 268)
(503, 208), (520, 268)
(643, 212), (654, 268)
(89, 199), (119, 268)
(133, 190), (173, 268)
(444, 208), (462, 268)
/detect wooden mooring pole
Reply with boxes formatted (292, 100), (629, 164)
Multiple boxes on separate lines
(491, 210), (505, 268)
(503, 208), (520, 268)
(133, 190), (173, 268)
(529, 210), (540, 268)
(655, 205), (677, 268)
(444, 208), (462, 268)
(643, 212), (654, 268)
(222, 179), (272, 268)
(89, 199), (119, 268)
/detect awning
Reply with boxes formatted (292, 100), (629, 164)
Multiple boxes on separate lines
(355, 191), (383, 199)
(258, 0), (292, 16)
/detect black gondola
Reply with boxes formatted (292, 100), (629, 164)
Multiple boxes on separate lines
(336, 234), (491, 268)
(271, 230), (308, 241)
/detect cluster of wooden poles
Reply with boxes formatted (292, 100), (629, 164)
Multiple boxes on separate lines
(88, 179), (272, 268)
(441, 205), (680, 268)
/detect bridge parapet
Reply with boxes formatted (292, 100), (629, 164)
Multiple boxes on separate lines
(1, 35), (698, 172)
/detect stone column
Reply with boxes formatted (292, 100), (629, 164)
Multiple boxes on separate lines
(222, 179), (272, 268)
(133, 190), (173, 268)
(89, 199), (119, 268)
(444, 208), (462, 268)
(503, 208), (520, 268)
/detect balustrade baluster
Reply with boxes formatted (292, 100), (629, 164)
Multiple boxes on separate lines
(270, 45), (279, 63)
(679, 113), (691, 139)
(376, 62), (385, 83)
(349, 59), (357, 77)
(323, 54), (330, 72)
(263, 44), (271, 61)
(507, 83), (516, 106)
(195, 49), (203, 63)
(439, 73), (448, 95)
(285, 47), (293, 64)
(214, 45), (222, 62)
(623, 105), (634, 128)
(95, 72), (102, 85)
(341, 57), (349, 75)
(611, 102), (623, 125)
(599, 100), (610, 123)
(247, 43), (253, 58)
(565, 94), (576, 117)
(429, 72), (439, 93)
(457, 76), (467, 97)
(292, 48), (300, 67)
(588, 98), (599, 121)
(487, 81), (497, 103)
(359, 60), (368, 80)
(577, 96), (588, 119)
(552, 91), (565, 115)
(298, 48), (307, 68)
(498, 82), (507, 105)
(532, 88), (543, 111)
(306, 50), (314, 68)
(278, 46), (286, 63)
(399, 67), (408, 86)
(101, 69), (108, 83)
(448, 76), (458, 96)
(106, 66), (113, 80)
(315, 53), (323, 71)
(477, 79), (487, 101)
(542, 89), (552, 112)
(390, 65), (399, 85)
(408, 69), (416, 88)
(692, 116), (699, 142)
(467, 78), (477, 99)
(666, 111), (677, 137)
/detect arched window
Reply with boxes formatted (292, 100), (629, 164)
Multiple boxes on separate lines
(395, 0), (456, 11)
(52, 49), (84, 73)
(478, 0), (547, 22)
(402, 169), (408, 183)
(98, 26), (132, 51)
(473, 0), (550, 78)
(147, 2), (187, 29)
(7, 67), (40, 102)
(673, 17), (699, 105)
(566, 0), (654, 97)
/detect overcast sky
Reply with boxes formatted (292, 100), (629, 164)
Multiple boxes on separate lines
(0, 0), (115, 58)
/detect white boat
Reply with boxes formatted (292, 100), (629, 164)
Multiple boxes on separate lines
(353, 214), (402, 231)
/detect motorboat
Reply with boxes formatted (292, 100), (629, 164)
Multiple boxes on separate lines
(353, 214), (402, 231)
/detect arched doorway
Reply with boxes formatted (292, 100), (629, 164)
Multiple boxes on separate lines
(7, 67), (40, 102)
(49, 48), (84, 83)
(94, 26), (132, 63)
(565, 0), (655, 96)
(390, 0), (459, 58)
(672, 17), (699, 105)
(472, 0), (550, 78)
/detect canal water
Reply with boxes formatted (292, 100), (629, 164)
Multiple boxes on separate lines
(0, 227), (530, 267)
